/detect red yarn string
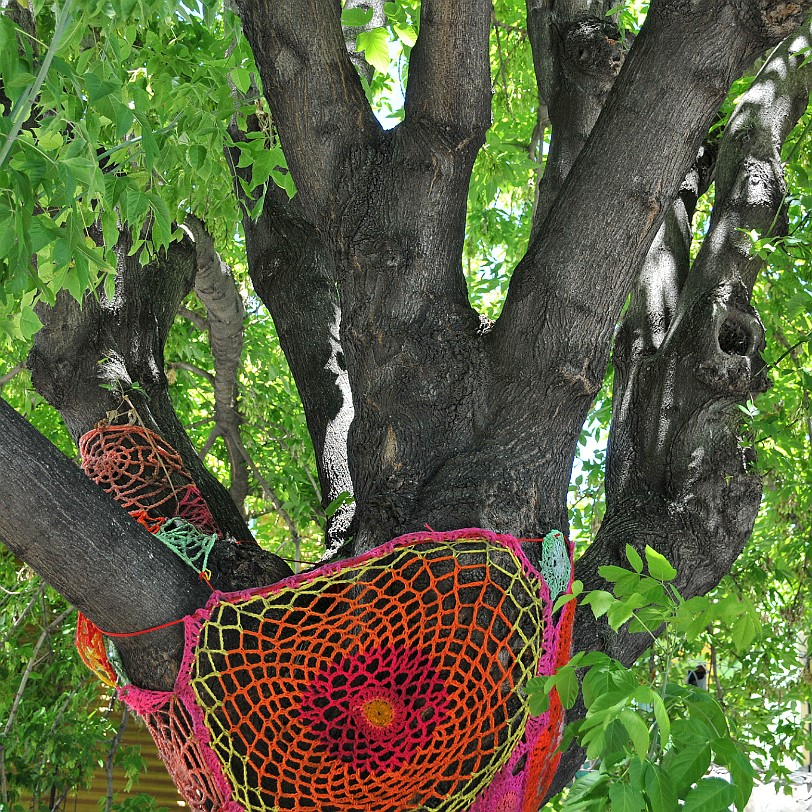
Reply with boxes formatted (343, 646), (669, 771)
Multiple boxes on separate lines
(102, 616), (187, 638)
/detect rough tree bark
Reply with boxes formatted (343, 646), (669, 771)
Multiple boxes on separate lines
(1, 0), (812, 803)
(226, 123), (356, 555)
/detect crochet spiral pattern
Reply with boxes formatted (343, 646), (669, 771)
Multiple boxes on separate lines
(76, 425), (575, 812)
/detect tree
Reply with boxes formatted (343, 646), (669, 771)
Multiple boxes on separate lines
(1, 0), (812, 808)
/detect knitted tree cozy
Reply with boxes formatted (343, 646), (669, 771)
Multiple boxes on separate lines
(76, 425), (575, 812)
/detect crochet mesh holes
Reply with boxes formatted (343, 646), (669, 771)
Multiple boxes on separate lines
(190, 538), (543, 812)
(79, 425), (220, 535)
(141, 695), (230, 812)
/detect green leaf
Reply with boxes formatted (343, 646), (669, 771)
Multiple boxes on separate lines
(598, 564), (630, 582)
(555, 665), (579, 709)
(581, 589), (614, 618)
(662, 742), (712, 797)
(528, 691), (549, 716)
(230, 67), (251, 94)
(618, 707), (649, 759)
(681, 777), (736, 812)
(552, 591), (577, 613)
(566, 771), (609, 804)
(18, 304), (42, 341)
(601, 718), (630, 761)
(393, 23), (417, 47)
(651, 692), (671, 746)
(608, 782), (646, 812)
(686, 693), (728, 739)
(85, 70), (119, 103)
(644, 546), (677, 581)
(712, 738), (754, 811)
(356, 27), (390, 73)
(342, 6), (374, 26)
(731, 610), (760, 654)
(643, 763), (678, 812)
(625, 544), (643, 573)
(606, 593), (647, 631)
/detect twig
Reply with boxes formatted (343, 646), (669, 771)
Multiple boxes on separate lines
(493, 13), (511, 113)
(0, 364), (24, 389)
(0, 607), (73, 806)
(177, 305), (208, 333)
(105, 705), (129, 812)
(229, 428), (301, 549)
(0, 0), (75, 169)
(0, 586), (42, 647)
(168, 361), (216, 386)
(199, 426), (220, 459)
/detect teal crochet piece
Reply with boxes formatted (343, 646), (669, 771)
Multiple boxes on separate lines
(155, 517), (217, 575)
(540, 529), (571, 601)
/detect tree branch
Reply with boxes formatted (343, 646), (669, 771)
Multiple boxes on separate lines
(236, 6), (494, 552)
(497, 1), (809, 394)
(235, 0), (381, 221)
(104, 705), (129, 812)
(419, 0), (812, 542)
(527, 0), (626, 231)
(0, 397), (210, 690)
(0, 363), (23, 390)
(227, 116), (356, 552)
(28, 230), (251, 540)
(177, 305), (208, 333)
(403, 0), (491, 148)
(182, 215), (250, 510)
(549, 20), (812, 795)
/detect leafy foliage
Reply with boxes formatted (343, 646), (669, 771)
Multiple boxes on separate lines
(530, 551), (756, 812)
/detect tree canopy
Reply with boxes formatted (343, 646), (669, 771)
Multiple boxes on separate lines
(1, 0), (812, 809)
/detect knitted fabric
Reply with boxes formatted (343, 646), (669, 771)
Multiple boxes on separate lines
(154, 518), (217, 576)
(469, 595), (576, 812)
(119, 528), (575, 812)
(75, 425), (576, 810)
(78, 424), (221, 535)
(75, 611), (118, 688)
(539, 530), (571, 602)
(75, 424), (222, 687)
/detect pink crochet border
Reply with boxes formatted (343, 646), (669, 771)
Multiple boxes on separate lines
(120, 528), (571, 812)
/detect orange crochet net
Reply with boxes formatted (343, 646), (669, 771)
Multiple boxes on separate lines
(75, 425), (576, 811)
(170, 531), (549, 812)
(138, 693), (233, 812)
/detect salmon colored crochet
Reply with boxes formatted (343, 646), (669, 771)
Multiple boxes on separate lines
(78, 424), (220, 535)
(75, 426), (576, 812)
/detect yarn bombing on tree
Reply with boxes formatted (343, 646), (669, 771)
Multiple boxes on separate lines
(74, 424), (576, 812)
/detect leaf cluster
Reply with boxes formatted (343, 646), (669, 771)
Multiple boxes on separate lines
(529, 548), (756, 812)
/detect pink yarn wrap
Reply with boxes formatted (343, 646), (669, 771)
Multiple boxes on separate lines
(119, 528), (575, 812)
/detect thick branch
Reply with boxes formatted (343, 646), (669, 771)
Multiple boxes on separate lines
(418, 0), (812, 541)
(227, 117), (356, 552)
(236, 5), (494, 552)
(690, 19), (812, 296)
(0, 397), (210, 691)
(28, 232), (252, 541)
(549, 22), (812, 795)
(404, 0), (492, 147)
(496, 1), (809, 391)
(235, 0), (381, 222)
(527, 0), (625, 230)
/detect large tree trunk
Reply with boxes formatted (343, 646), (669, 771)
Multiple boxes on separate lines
(2, 0), (812, 804)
